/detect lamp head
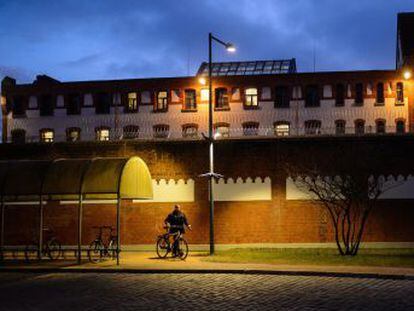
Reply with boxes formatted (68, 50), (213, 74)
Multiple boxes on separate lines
(403, 70), (412, 80)
(198, 77), (206, 85)
(226, 43), (236, 53)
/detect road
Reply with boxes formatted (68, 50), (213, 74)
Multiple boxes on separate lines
(0, 272), (413, 310)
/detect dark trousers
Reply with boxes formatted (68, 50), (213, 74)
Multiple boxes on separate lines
(169, 228), (182, 255)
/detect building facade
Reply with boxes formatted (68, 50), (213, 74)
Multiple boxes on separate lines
(0, 13), (413, 247)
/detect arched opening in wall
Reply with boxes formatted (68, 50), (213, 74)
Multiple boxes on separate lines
(355, 119), (365, 135)
(39, 128), (54, 143)
(335, 120), (346, 135)
(396, 119), (406, 134)
(376, 119), (386, 134)
(153, 124), (170, 139)
(274, 121), (290, 136)
(95, 126), (111, 141)
(182, 123), (198, 139)
(304, 120), (321, 135)
(11, 129), (26, 144)
(242, 121), (259, 136)
(214, 122), (230, 138)
(66, 127), (81, 142)
(123, 125), (140, 139)
(215, 88), (229, 110)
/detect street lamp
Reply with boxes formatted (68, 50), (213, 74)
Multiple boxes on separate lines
(403, 70), (412, 80)
(201, 33), (235, 255)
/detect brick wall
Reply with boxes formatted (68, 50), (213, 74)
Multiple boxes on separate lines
(1, 136), (414, 245)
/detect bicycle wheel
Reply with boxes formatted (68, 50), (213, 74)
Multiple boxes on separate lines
(108, 239), (118, 260)
(156, 236), (170, 258)
(177, 237), (189, 260)
(47, 239), (61, 260)
(88, 240), (104, 263)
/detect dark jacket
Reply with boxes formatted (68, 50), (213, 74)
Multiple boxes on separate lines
(165, 211), (189, 233)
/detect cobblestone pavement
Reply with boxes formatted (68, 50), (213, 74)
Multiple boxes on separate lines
(0, 273), (413, 310)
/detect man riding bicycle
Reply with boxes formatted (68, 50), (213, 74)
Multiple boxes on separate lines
(164, 205), (192, 256)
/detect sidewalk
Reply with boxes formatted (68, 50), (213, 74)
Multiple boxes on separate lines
(1, 252), (414, 280)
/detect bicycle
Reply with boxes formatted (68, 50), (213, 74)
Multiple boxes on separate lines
(88, 226), (117, 263)
(156, 225), (189, 260)
(25, 226), (62, 261)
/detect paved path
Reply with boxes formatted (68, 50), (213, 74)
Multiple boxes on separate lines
(0, 272), (413, 310)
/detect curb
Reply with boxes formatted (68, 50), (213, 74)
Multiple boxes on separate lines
(1, 268), (413, 281)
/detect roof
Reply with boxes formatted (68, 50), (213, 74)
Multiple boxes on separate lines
(0, 157), (153, 201)
(197, 59), (297, 77)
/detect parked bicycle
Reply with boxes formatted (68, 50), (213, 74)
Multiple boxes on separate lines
(25, 226), (62, 261)
(88, 226), (117, 263)
(156, 226), (189, 260)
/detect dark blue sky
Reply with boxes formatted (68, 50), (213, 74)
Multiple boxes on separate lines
(0, 0), (413, 83)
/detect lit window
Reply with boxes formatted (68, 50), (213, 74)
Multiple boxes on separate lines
(244, 88), (258, 107)
(40, 129), (54, 143)
(184, 90), (197, 110)
(11, 129), (26, 144)
(274, 122), (290, 136)
(123, 125), (139, 139)
(127, 92), (138, 112)
(66, 127), (81, 142)
(355, 119), (365, 135)
(215, 88), (229, 109)
(95, 127), (110, 141)
(242, 122), (259, 136)
(156, 91), (168, 111)
(396, 120), (405, 134)
(153, 124), (169, 138)
(335, 120), (346, 135)
(376, 119), (386, 134)
(396, 82), (404, 104)
(200, 89), (209, 101)
(214, 123), (230, 138)
(304, 120), (321, 135)
(182, 124), (198, 138)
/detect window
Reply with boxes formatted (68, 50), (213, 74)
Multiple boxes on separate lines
(335, 84), (345, 107)
(40, 128), (54, 143)
(215, 88), (229, 109)
(67, 93), (82, 115)
(214, 123), (230, 138)
(184, 89), (197, 110)
(354, 83), (364, 106)
(242, 121), (259, 136)
(396, 82), (404, 104)
(11, 129), (26, 144)
(155, 91), (168, 111)
(126, 92), (138, 112)
(376, 119), (386, 134)
(274, 121), (290, 136)
(38, 94), (54, 116)
(244, 88), (258, 108)
(182, 124), (198, 138)
(323, 85), (332, 98)
(304, 120), (321, 135)
(335, 120), (346, 135)
(305, 85), (320, 107)
(66, 127), (81, 142)
(376, 83), (384, 104)
(274, 86), (290, 108)
(95, 127), (110, 141)
(12, 96), (26, 117)
(153, 124), (169, 138)
(396, 119), (405, 134)
(95, 92), (111, 114)
(123, 125), (139, 139)
(355, 119), (365, 135)
(200, 89), (210, 101)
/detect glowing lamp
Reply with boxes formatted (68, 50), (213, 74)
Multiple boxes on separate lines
(403, 70), (412, 80)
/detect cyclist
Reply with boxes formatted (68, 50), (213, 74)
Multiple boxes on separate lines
(164, 204), (192, 256)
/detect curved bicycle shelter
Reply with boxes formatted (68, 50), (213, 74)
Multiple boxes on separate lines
(0, 157), (153, 265)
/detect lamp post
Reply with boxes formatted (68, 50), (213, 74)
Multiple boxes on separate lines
(203, 33), (235, 255)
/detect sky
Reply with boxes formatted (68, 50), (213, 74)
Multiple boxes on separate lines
(0, 0), (413, 83)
